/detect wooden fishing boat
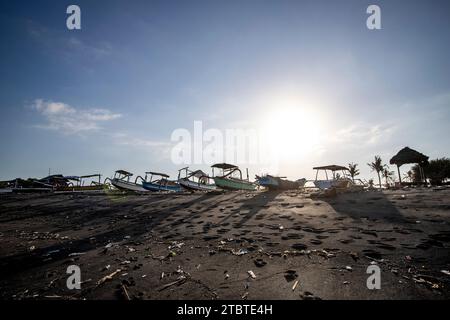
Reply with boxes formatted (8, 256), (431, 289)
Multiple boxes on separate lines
(177, 167), (216, 192)
(256, 175), (306, 191)
(110, 170), (149, 192)
(313, 165), (353, 190)
(211, 163), (256, 191)
(5, 177), (55, 193)
(141, 172), (183, 192)
(55, 174), (106, 192)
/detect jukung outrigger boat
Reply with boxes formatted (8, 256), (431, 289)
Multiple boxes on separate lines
(313, 165), (353, 190)
(141, 172), (183, 192)
(0, 177), (54, 193)
(109, 170), (149, 192)
(211, 163), (256, 191)
(177, 167), (216, 192)
(55, 174), (105, 192)
(256, 174), (307, 191)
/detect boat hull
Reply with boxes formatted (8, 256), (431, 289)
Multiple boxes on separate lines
(56, 185), (106, 192)
(142, 181), (182, 192)
(314, 179), (351, 190)
(213, 177), (256, 191)
(111, 179), (148, 192)
(257, 176), (303, 190)
(179, 179), (217, 192)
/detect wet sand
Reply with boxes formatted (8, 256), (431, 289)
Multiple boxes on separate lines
(0, 188), (449, 300)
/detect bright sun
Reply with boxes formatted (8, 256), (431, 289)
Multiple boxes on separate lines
(261, 105), (322, 161)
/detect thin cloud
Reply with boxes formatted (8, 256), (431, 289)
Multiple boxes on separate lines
(332, 123), (396, 146)
(26, 19), (112, 60)
(31, 99), (121, 134)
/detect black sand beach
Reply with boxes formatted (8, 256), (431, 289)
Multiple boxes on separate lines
(0, 189), (449, 300)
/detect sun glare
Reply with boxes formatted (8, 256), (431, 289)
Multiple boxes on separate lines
(261, 104), (322, 161)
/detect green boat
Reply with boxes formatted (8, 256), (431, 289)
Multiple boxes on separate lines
(211, 163), (256, 191)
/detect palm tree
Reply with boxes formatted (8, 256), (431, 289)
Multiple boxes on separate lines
(348, 163), (360, 182)
(368, 156), (384, 189)
(403, 170), (413, 183)
(382, 165), (395, 187)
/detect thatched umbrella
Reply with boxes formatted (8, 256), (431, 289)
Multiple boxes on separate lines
(390, 147), (429, 184)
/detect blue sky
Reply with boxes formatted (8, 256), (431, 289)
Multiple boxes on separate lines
(0, 0), (449, 182)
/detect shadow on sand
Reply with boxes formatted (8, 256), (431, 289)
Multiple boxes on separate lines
(219, 190), (282, 227)
(319, 190), (406, 223)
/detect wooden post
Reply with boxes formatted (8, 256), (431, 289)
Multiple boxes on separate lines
(397, 165), (402, 185)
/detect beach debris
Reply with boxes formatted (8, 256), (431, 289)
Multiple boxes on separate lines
(247, 270), (256, 279)
(102, 264), (111, 271)
(29, 245), (36, 252)
(121, 285), (131, 300)
(345, 266), (353, 272)
(127, 247), (136, 253)
(242, 292), (248, 300)
(284, 270), (298, 282)
(158, 278), (187, 291)
(44, 249), (60, 256)
(231, 248), (248, 256)
(254, 258), (267, 267)
(292, 280), (299, 291)
(225, 273), (230, 280)
(441, 270), (450, 276)
(105, 243), (113, 249)
(168, 241), (184, 250)
(318, 249), (335, 259)
(68, 252), (85, 257)
(97, 269), (121, 286)
(160, 272), (165, 280)
(343, 281), (350, 285)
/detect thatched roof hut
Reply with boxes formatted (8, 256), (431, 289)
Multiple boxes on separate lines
(390, 147), (429, 183)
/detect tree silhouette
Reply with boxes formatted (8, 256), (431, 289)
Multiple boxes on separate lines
(348, 163), (360, 182)
(368, 156), (384, 189)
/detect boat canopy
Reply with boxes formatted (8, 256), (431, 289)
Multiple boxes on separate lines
(146, 171), (170, 178)
(115, 170), (133, 176)
(211, 163), (238, 170)
(63, 176), (81, 181)
(80, 174), (101, 179)
(313, 165), (349, 171)
(191, 170), (207, 178)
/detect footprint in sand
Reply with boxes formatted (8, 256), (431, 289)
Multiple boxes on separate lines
(281, 233), (304, 240)
(291, 243), (308, 250)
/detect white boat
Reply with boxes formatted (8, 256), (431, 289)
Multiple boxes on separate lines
(313, 165), (353, 190)
(177, 167), (217, 192)
(110, 170), (149, 192)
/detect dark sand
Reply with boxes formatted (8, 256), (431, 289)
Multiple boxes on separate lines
(0, 188), (449, 300)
